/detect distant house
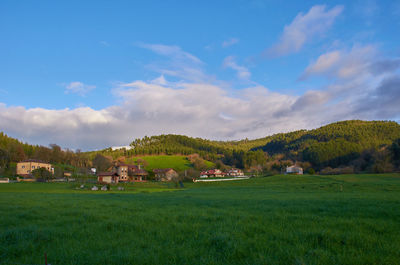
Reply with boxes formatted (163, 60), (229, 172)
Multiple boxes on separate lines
(16, 159), (54, 176)
(17, 176), (36, 182)
(113, 163), (148, 182)
(200, 169), (225, 178)
(226, 168), (244, 177)
(97, 172), (119, 184)
(128, 166), (148, 181)
(286, 165), (303, 175)
(0, 178), (9, 183)
(153, 168), (178, 182)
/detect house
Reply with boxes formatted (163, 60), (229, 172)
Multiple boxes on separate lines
(97, 172), (119, 184)
(199, 169), (225, 178)
(114, 163), (129, 182)
(227, 168), (244, 177)
(113, 163), (148, 182)
(0, 178), (9, 183)
(128, 165), (148, 181)
(286, 165), (303, 175)
(153, 168), (178, 181)
(16, 159), (54, 176)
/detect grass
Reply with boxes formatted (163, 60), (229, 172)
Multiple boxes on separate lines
(126, 155), (214, 172)
(1, 174), (400, 264)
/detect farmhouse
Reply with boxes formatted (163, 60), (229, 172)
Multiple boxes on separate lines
(200, 169), (225, 178)
(286, 165), (303, 175)
(0, 178), (9, 183)
(153, 168), (178, 181)
(97, 172), (119, 184)
(113, 163), (148, 182)
(227, 168), (244, 177)
(128, 166), (148, 181)
(16, 159), (54, 176)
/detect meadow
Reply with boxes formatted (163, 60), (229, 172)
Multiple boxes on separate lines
(125, 155), (214, 172)
(1, 174), (400, 265)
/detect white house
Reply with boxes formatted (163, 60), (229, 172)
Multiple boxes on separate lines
(0, 178), (9, 183)
(286, 165), (303, 175)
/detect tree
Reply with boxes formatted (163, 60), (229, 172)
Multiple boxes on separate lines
(7, 143), (26, 162)
(0, 148), (10, 175)
(135, 158), (148, 168)
(31, 167), (53, 181)
(33, 146), (52, 162)
(50, 144), (63, 164)
(92, 154), (112, 172)
(391, 139), (400, 166)
(307, 168), (315, 175)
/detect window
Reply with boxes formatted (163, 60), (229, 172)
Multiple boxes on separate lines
(32, 166), (35, 169)
(22, 165), (25, 169)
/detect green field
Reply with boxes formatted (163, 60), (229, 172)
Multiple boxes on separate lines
(1, 174), (400, 264)
(126, 155), (214, 172)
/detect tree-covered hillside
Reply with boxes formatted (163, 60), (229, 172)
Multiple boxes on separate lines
(255, 120), (400, 168)
(2, 120), (400, 175)
(98, 120), (400, 171)
(0, 132), (91, 177)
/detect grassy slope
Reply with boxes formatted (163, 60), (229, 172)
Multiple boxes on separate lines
(1, 174), (400, 264)
(125, 155), (214, 172)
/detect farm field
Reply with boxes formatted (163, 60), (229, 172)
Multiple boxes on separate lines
(1, 174), (400, 264)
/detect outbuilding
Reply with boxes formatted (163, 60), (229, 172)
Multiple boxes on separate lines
(97, 172), (119, 184)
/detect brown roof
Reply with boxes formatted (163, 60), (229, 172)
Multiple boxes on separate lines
(97, 172), (119, 177)
(116, 162), (130, 167)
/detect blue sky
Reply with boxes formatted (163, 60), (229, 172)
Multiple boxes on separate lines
(1, 0), (400, 149)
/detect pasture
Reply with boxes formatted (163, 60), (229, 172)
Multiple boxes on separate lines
(1, 174), (400, 264)
(126, 155), (214, 172)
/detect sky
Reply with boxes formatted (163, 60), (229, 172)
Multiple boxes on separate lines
(1, 0), (400, 150)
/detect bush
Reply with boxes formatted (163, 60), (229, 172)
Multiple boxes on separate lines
(307, 168), (315, 175)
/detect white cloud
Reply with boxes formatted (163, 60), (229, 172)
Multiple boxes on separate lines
(2, 43), (400, 151)
(138, 43), (202, 64)
(222, 38), (239, 48)
(64, 82), (96, 96)
(223, 56), (251, 80)
(138, 43), (209, 82)
(299, 44), (397, 80)
(267, 5), (344, 56)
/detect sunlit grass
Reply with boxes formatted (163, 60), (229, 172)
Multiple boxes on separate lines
(1, 174), (400, 264)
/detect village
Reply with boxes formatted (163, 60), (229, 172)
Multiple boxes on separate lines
(0, 158), (304, 184)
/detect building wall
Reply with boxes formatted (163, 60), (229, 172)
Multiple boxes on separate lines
(16, 162), (54, 175)
(98, 176), (112, 183)
(117, 166), (128, 181)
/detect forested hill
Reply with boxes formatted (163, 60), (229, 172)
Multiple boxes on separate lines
(256, 120), (400, 168)
(104, 120), (400, 170)
(1, 120), (400, 174)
